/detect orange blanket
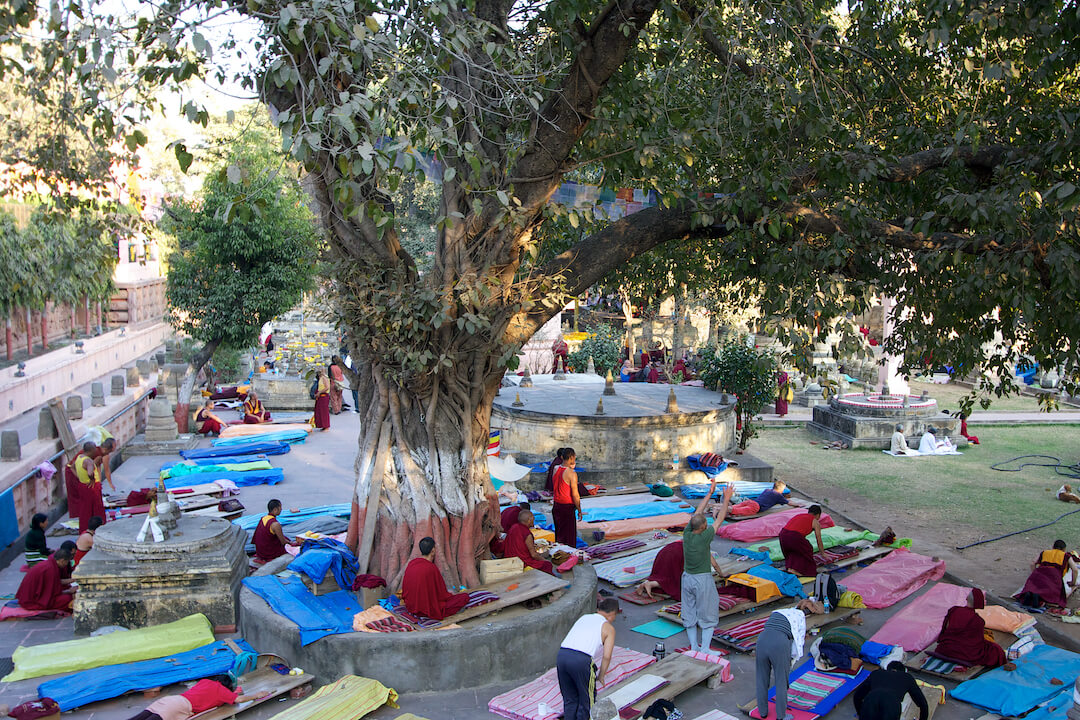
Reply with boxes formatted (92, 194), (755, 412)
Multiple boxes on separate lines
(580, 515), (690, 540)
(219, 423), (313, 438)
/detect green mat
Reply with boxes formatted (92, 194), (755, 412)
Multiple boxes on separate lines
(630, 619), (685, 639)
(3, 613), (215, 682)
(754, 527), (880, 561)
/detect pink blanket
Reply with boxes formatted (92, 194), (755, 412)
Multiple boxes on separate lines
(715, 508), (835, 542)
(488, 646), (655, 720)
(869, 582), (969, 651)
(841, 549), (946, 609)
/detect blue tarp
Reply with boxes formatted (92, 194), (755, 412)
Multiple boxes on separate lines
(242, 574), (359, 645)
(526, 461), (589, 474)
(37, 639), (254, 711)
(234, 504), (352, 531)
(685, 455), (730, 478)
(212, 430), (308, 446)
(1024, 688), (1073, 720)
(163, 468), (283, 489)
(747, 564), (807, 598)
(952, 645), (1080, 716)
(181, 442), (290, 459)
(681, 481), (789, 499)
(159, 454), (270, 471)
(290, 538), (359, 591)
(729, 547), (770, 562)
(580, 502), (691, 523)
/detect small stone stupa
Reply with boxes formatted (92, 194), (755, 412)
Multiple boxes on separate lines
(520, 367), (534, 388)
(125, 397), (198, 455)
(553, 356), (567, 380)
(603, 370), (616, 396)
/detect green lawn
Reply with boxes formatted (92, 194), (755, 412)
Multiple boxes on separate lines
(907, 379), (1079, 414)
(751, 425), (1080, 548)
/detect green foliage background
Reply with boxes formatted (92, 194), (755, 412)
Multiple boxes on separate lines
(699, 340), (777, 449)
(568, 323), (623, 377)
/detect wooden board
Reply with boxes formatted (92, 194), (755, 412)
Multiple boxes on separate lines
(190, 666), (313, 720)
(818, 545), (892, 571)
(905, 630), (1015, 682)
(435, 569), (570, 628)
(599, 653), (720, 720)
(901, 684), (944, 720)
(712, 607), (862, 653)
(49, 397), (80, 460)
(190, 507), (244, 520)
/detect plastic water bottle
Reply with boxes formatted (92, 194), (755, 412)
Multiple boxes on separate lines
(824, 595), (832, 613)
(672, 454), (680, 471)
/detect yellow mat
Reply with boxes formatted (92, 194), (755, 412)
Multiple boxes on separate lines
(268, 675), (398, 720)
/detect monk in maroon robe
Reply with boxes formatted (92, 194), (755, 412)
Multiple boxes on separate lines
(634, 540), (684, 600)
(503, 510), (554, 574)
(934, 588), (1011, 669)
(16, 546), (75, 611)
(252, 499), (296, 564)
(401, 537), (469, 620)
(196, 400), (227, 435)
(64, 442), (95, 521)
(501, 502), (529, 533)
(1014, 540), (1077, 609)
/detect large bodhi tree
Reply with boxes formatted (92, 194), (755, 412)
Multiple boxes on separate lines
(6, 0), (1079, 585)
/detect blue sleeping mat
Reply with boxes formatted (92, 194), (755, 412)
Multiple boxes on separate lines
(163, 468), (283, 489)
(181, 442), (290, 459)
(681, 481), (789, 499)
(242, 574), (359, 645)
(37, 639), (254, 711)
(234, 503), (352, 531)
(160, 454), (269, 470)
(213, 430), (308, 446)
(951, 645), (1080, 716)
(580, 502), (691, 523)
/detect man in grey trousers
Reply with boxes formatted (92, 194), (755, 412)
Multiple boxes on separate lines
(756, 608), (808, 720)
(680, 476), (733, 653)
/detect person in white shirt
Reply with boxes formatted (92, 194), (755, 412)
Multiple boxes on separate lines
(917, 427), (954, 454)
(890, 424), (910, 454)
(756, 607), (809, 720)
(556, 598), (618, 720)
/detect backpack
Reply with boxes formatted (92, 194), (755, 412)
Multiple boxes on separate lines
(813, 572), (840, 608)
(309, 379), (319, 399)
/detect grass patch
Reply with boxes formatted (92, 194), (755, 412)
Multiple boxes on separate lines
(751, 425), (1080, 547)
(907, 379), (1079, 414)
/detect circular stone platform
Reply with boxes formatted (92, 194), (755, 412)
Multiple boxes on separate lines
(809, 392), (960, 449)
(238, 558), (598, 693)
(834, 392), (937, 415)
(73, 515), (247, 633)
(493, 374), (737, 471)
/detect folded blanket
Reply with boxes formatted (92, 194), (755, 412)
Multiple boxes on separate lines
(586, 538), (647, 560)
(841, 549), (945, 609)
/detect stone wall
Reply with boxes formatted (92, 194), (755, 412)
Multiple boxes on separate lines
(108, 278), (167, 327)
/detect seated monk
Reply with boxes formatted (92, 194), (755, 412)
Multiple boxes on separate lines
(1015, 540), (1079, 609)
(934, 588), (1012, 669)
(195, 400), (228, 435)
(16, 545), (75, 612)
(503, 510), (554, 574)
(501, 501), (530, 533)
(74, 516), (103, 568)
(401, 536), (469, 620)
(634, 540), (683, 601)
(252, 499), (297, 564)
(242, 391), (272, 424)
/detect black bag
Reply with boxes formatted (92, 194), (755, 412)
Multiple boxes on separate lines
(814, 572), (840, 608)
(309, 379), (318, 399)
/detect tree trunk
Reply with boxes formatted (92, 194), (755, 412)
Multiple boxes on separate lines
(40, 303), (48, 351)
(672, 284), (688, 362)
(69, 305), (76, 339)
(350, 358), (502, 590)
(25, 308), (32, 357)
(174, 338), (222, 433)
(5, 314), (12, 362)
(84, 297), (91, 335)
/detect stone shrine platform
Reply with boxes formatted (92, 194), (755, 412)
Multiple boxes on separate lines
(809, 392), (962, 449)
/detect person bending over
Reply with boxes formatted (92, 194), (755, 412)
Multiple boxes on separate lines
(556, 597), (618, 720)
(779, 505), (825, 577)
(853, 661), (929, 720)
(635, 540), (684, 601)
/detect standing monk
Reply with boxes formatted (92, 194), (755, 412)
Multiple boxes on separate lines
(400, 537), (469, 621)
(252, 499), (297, 564)
(242, 391), (272, 424)
(312, 370), (331, 430)
(681, 479), (732, 653)
(775, 371), (793, 417)
(76, 448), (110, 534)
(551, 448), (582, 548)
(552, 335), (569, 373)
(15, 545), (75, 612)
(503, 510), (554, 574)
(64, 442), (95, 522)
(779, 505), (825, 577)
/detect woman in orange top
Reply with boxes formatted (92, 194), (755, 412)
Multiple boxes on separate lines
(778, 505), (825, 577)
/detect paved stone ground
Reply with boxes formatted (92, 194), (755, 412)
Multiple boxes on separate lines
(0, 403), (1076, 719)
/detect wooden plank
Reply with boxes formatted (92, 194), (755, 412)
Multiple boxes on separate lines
(902, 684), (944, 720)
(49, 397), (79, 460)
(189, 666), (313, 720)
(599, 653), (720, 720)
(434, 568), (570, 628)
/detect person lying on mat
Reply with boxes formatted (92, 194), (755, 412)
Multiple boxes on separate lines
(853, 661), (928, 720)
(252, 499), (298, 564)
(1014, 539), (1079, 610)
(401, 536), (470, 620)
(73, 516), (103, 568)
(557, 597), (619, 720)
(16, 544), (76, 612)
(125, 674), (268, 720)
(635, 540), (684, 600)
(934, 588), (1013, 670)
(503, 510), (555, 575)
(242, 391), (272, 424)
(778, 505), (825, 578)
(890, 424), (911, 454)
(195, 399), (228, 436)
(755, 607), (811, 720)
(756, 480), (790, 512)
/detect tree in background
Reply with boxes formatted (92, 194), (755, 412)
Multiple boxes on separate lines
(0, 212), (32, 360)
(698, 341), (777, 450)
(163, 142), (321, 429)
(568, 323), (623, 377)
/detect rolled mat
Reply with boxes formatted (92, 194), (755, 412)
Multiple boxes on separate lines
(38, 639), (254, 711)
(266, 674), (398, 720)
(2, 613), (215, 683)
(163, 468), (283, 489)
(181, 442), (290, 459)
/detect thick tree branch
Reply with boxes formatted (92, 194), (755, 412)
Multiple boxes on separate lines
(678, 1), (766, 79)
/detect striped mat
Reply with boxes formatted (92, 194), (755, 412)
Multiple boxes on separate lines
(787, 669), (847, 710)
(920, 655), (967, 674)
(661, 593), (744, 617)
(814, 545), (860, 566)
(717, 617), (769, 651)
(365, 617), (415, 633)
(392, 591), (497, 628)
(587, 538), (647, 560)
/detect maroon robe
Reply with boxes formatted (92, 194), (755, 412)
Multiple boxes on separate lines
(16, 556), (72, 611)
(934, 592), (1007, 668)
(253, 514), (287, 563)
(500, 506), (522, 533)
(79, 477), (106, 535)
(401, 557), (469, 620)
(646, 541), (684, 600)
(64, 465), (83, 520)
(503, 522), (553, 574)
(1015, 550), (1070, 607)
(196, 408), (224, 435)
(779, 528), (817, 577)
(313, 394), (331, 430)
